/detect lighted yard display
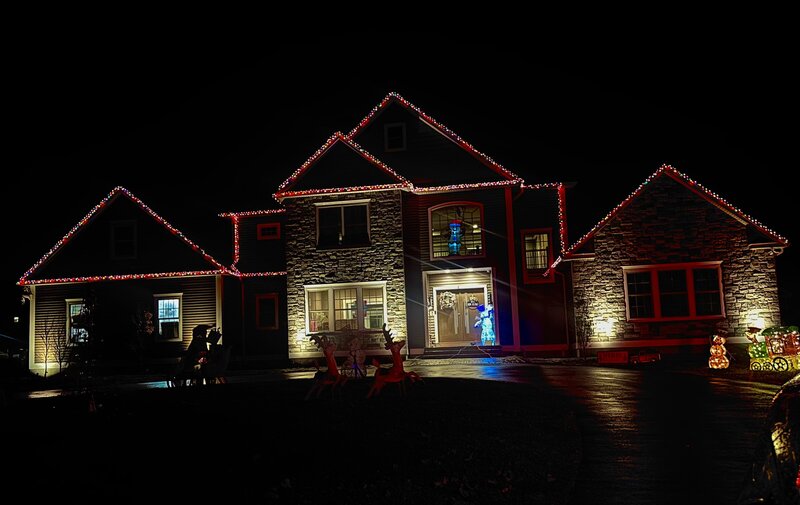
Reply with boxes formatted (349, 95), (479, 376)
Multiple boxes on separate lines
(747, 326), (799, 371)
(708, 334), (730, 369)
(366, 325), (422, 398)
(305, 334), (347, 399)
(474, 303), (496, 346)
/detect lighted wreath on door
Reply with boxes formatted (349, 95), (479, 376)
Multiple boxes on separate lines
(438, 291), (456, 310)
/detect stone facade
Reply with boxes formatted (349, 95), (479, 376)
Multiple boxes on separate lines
(285, 190), (407, 357)
(571, 175), (781, 345)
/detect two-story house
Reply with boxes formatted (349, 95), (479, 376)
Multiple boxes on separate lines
(21, 93), (789, 373)
(221, 93), (569, 360)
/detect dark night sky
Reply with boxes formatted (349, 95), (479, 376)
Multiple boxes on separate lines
(4, 34), (798, 338)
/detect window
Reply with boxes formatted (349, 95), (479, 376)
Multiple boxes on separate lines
(305, 283), (386, 333)
(154, 294), (182, 341)
(623, 262), (724, 321)
(255, 294), (279, 330)
(522, 229), (553, 283)
(384, 122), (406, 151)
(316, 201), (370, 248)
(257, 222), (281, 240)
(111, 221), (137, 259)
(66, 299), (89, 344)
(430, 203), (484, 258)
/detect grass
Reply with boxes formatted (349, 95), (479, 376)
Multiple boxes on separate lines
(6, 378), (580, 504)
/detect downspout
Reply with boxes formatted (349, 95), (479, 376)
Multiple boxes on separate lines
(504, 187), (521, 351)
(554, 270), (572, 357)
(240, 277), (246, 367)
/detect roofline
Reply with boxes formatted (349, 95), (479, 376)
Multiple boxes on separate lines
(275, 184), (410, 201)
(19, 187), (229, 285)
(219, 209), (286, 218)
(19, 270), (226, 286)
(556, 164), (789, 266)
(346, 92), (523, 183)
(274, 132), (412, 200)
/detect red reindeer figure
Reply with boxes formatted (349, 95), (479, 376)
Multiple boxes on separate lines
(305, 334), (348, 400)
(366, 324), (422, 398)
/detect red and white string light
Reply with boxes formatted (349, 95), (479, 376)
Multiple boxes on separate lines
(347, 92), (522, 184)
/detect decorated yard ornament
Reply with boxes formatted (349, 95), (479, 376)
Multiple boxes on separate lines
(305, 334), (347, 400)
(474, 304), (496, 346)
(709, 334), (730, 369)
(750, 326), (800, 371)
(341, 335), (366, 378)
(366, 324), (422, 398)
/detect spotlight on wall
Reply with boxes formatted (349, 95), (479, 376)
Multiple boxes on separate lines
(595, 319), (616, 338)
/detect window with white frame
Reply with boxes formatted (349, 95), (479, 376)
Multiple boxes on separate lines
(316, 201), (370, 248)
(623, 262), (724, 321)
(154, 294), (182, 341)
(66, 299), (89, 344)
(305, 283), (386, 333)
(430, 203), (483, 258)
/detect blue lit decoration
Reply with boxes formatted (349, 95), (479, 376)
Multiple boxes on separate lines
(448, 220), (462, 255)
(474, 303), (496, 346)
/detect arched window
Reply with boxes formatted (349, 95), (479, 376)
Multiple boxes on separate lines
(429, 203), (484, 258)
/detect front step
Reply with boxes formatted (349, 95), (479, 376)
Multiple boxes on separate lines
(418, 345), (505, 359)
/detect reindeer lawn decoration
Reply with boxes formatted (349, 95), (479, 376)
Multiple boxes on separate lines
(366, 324), (422, 398)
(305, 334), (348, 400)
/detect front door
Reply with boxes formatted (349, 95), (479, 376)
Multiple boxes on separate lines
(436, 288), (485, 346)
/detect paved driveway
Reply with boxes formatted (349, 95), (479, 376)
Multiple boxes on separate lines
(413, 363), (781, 505)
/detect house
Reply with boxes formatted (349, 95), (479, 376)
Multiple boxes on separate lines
(20, 187), (227, 374)
(220, 93), (570, 360)
(553, 164), (789, 352)
(21, 94), (791, 373)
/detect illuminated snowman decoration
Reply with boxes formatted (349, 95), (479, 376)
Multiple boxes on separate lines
(708, 334), (730, 369)
(474, 303), (496, 346)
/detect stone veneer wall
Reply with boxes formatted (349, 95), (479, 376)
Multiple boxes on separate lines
(572, 176), (781, 345)
(285, 190), (407, 357)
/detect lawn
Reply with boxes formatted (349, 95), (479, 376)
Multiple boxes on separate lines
(6, 378), (580, 504)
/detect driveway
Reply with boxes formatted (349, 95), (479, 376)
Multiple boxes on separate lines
(413, 362), (781, 504)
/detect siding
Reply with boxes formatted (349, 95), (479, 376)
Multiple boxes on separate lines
(33, 284), (83, 363)
(31, 276), (218, 365)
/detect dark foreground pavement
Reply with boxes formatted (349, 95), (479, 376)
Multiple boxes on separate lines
(4, 363), (794, 504)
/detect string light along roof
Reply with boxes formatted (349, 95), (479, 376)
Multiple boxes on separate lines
(346, 92), (523, 184)
(19, 187), (229, 285)
(545, 164), (789, 275)
(219, 209), (286, 218)
(273, 132), (413, 201)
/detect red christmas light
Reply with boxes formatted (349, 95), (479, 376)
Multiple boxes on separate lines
(232, 215), (240, 266)
(218, 209), (286, 218)
(19, 187), (228, 285)
(347, 92), (522, 184)
(21, 270), (226, 286)
(274, 132), (412, 201)
(545, 164), (789, 275)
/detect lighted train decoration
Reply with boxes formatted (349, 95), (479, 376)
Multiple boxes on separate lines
(747, 325), (800, 372)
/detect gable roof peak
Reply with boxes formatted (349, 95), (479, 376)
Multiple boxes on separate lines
(19, 186), (228, 285)
(346, 92), (523, 184)
(545, 163), (789, 275)
(273, 131), (412, 201)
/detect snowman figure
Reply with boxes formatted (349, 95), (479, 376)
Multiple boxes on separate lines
(708, 334), (730, 369)
(474, 303), (496, 346)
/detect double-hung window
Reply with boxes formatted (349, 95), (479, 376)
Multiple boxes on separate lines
(154, 294), (182, 341)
